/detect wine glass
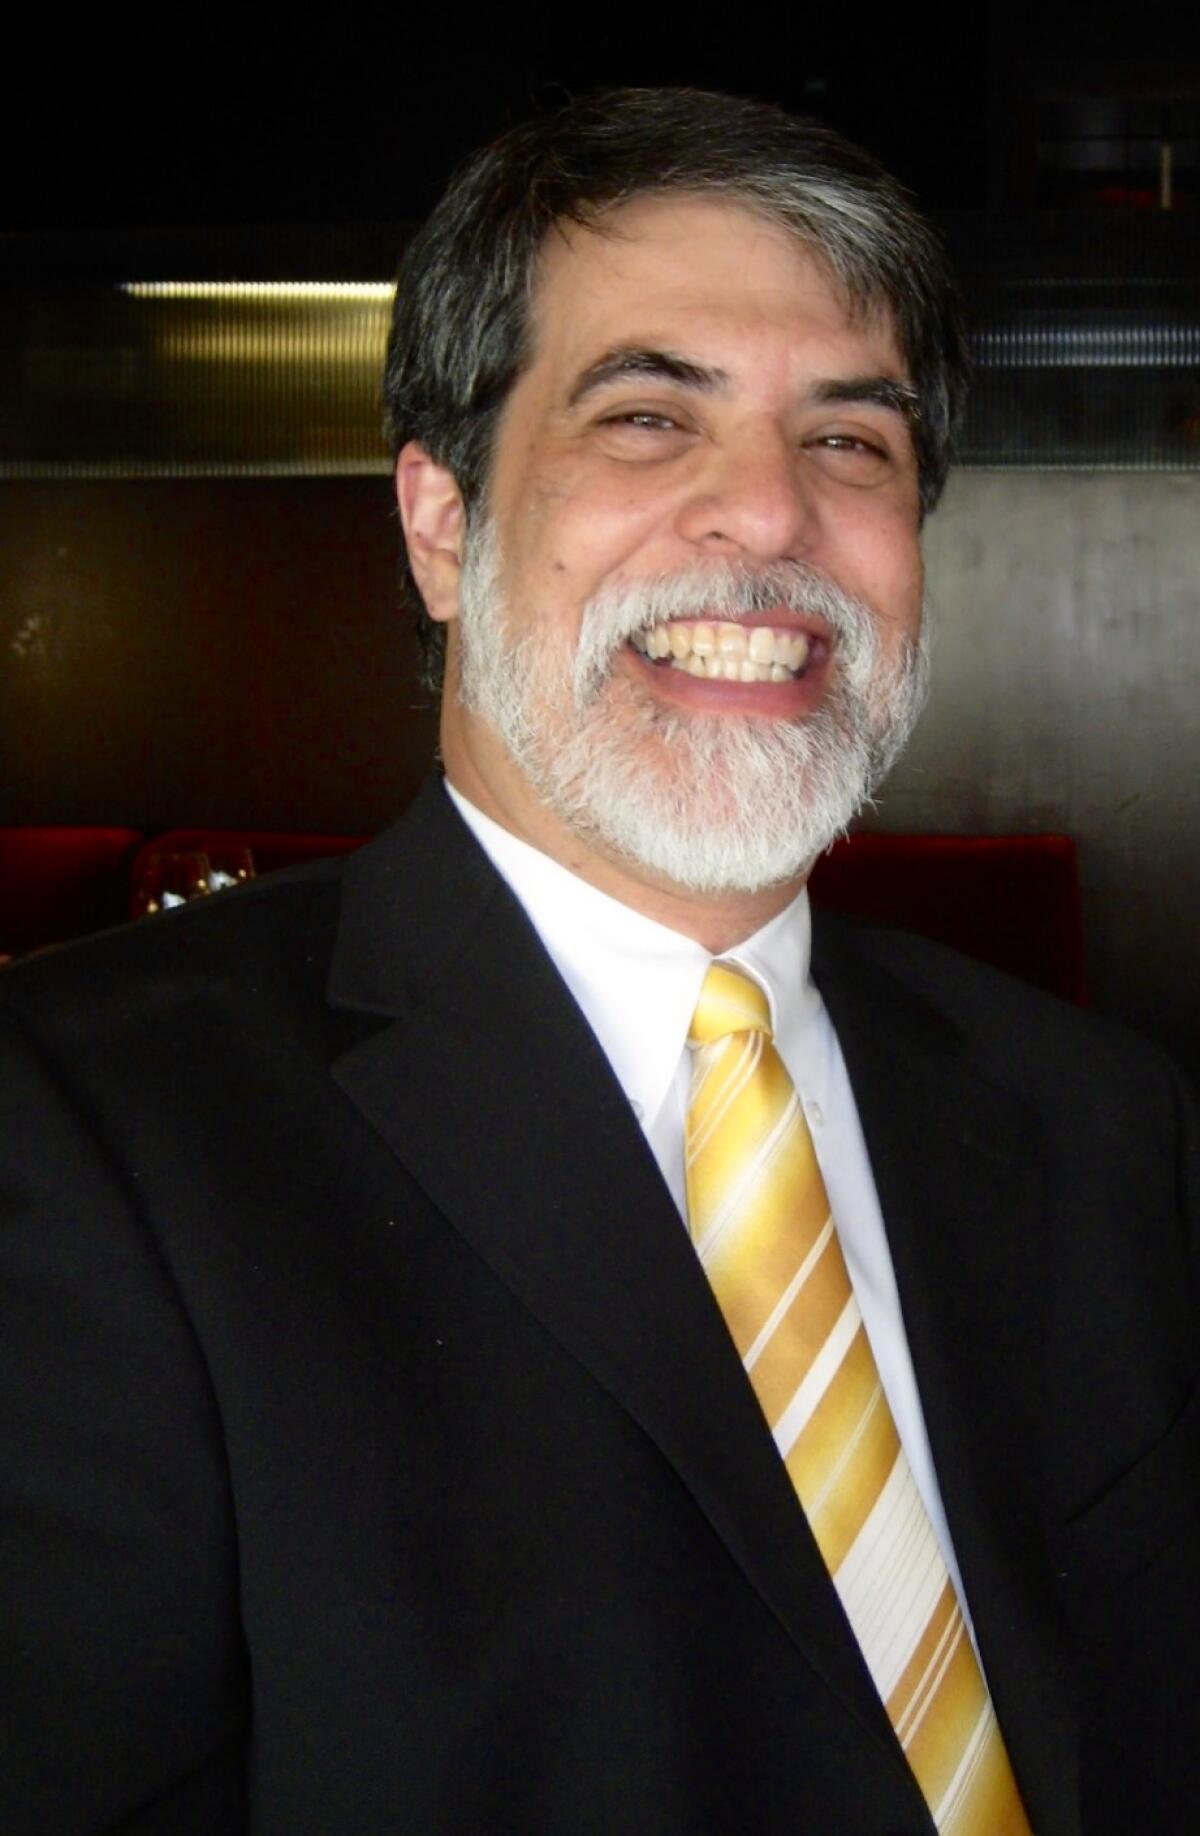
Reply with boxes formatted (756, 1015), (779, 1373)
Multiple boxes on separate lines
(132, 851), (214, 919)
(203, 847), (256, 893)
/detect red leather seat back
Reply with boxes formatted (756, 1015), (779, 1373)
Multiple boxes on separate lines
(0, 827), (145, 956)
(809, 833), (1087, 1004)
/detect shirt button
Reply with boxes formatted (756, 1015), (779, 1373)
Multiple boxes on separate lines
(805, 1098), (824, 1128)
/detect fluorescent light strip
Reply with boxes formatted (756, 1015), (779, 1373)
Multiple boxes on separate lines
(121, 281), (396, 302)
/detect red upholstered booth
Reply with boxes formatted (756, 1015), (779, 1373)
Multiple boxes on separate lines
(807, 832), (1087, 1005)
(127, 828), (366, 905)
(0, 826), (144, 958)
(129, 825), (1088, 1008)
(3, 825), (1088, 1006)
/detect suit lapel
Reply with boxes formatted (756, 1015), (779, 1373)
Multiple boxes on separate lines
(326, 781), (916, 1792)
(813, 921), (1082, 1836)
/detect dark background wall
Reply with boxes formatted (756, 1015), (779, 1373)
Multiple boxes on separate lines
(7, 8), (997, 231)
(0, 478), (435, 834)
(7, 2), (1197, 231)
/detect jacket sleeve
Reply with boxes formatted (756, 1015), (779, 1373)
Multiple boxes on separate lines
(0, 1004), (248, 1834)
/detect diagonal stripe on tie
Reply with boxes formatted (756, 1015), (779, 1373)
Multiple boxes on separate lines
(686, 961), (1031, 1834)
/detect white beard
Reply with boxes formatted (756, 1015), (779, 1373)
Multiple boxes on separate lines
(455, 518), (930, 894)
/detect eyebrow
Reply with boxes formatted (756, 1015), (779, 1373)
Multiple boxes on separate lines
(567, 346), (729, 407)
(566, 348), (921, 431)
(810, 375), (922, 429)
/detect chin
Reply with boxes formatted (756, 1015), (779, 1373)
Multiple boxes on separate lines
(533, 693), (874, 896)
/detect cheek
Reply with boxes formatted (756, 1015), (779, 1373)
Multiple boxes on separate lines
(501, 490), (596, 608)
(523, 457), (672, 568)
(885, 546), (925, 632)
(496, 442), (696, 630)
(842, 511), (923, 629)
(507, 524), (644, 632)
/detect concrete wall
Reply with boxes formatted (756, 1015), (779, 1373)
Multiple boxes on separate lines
(881, 472), (1200, 1072)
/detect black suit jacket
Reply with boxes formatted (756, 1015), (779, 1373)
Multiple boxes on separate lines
(2, 778), (1198, 1834)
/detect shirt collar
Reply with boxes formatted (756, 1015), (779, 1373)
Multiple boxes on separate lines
(445, 782), (815, 1123)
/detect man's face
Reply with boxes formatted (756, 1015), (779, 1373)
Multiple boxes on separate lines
(425, 193), (928, 900)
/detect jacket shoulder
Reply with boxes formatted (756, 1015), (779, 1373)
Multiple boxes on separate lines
(0, 854), (348, 1057)
(812, 910), (1193, 1111)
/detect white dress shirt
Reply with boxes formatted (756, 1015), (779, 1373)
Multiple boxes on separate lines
(444, 780), (973, 1619)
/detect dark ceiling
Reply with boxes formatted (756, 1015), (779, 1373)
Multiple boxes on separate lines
(5, 1), (1198, 233)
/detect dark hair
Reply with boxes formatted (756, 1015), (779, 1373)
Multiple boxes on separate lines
(384, 86), (968, 688)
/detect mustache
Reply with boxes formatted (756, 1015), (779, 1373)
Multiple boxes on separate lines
(572, 559), (880, 703)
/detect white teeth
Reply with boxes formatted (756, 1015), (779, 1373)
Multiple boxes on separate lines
(632, 619), (814, 680)
(667, 656), (790, 683)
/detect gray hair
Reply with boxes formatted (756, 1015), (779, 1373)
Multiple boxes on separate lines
(383, 87), (968, 689)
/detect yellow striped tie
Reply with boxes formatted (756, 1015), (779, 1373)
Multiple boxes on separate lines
(685, 962), (1031, 1834)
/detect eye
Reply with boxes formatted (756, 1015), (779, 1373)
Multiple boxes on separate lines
(818, 433), (886, 455)
(805, 430), (894, 484)
(601, 410), (684, 432)
(590, 404), (696, 459)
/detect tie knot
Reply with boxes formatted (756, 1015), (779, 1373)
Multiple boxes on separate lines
(688, 961), (773, 1048)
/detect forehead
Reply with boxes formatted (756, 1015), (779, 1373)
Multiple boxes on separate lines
(524, 193), (905, 385)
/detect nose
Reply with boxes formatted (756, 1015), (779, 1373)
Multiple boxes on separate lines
(674, 427), (818, 561)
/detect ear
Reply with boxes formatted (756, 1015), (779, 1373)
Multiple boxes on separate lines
(395, 442), (467, 625)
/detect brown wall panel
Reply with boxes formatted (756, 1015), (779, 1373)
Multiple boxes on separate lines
(0, 477), (437, 834)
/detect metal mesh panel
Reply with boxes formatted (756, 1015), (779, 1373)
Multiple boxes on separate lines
(1, 282), (395, 477)
(947, 212), (1200, 470)
(2, 214), (1198, 477)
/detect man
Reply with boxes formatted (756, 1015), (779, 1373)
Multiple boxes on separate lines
(1, 89), (1197, 1836)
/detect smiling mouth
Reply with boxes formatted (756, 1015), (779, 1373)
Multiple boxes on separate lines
(629, 619), (814, 682)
